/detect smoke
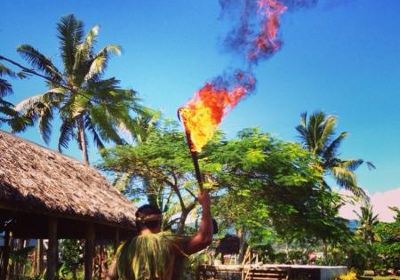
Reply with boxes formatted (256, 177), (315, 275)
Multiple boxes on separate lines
(180, 0), (322, 138)
(211, 70), (255, 92)
(220, 0), (319, 66)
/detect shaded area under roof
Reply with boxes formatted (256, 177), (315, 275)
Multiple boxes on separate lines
(0, 130), (137, 239)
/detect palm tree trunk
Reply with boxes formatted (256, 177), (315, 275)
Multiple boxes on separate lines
(77, 118), (89, 165)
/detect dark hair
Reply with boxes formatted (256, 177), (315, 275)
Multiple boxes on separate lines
(135, 204), (162, 230)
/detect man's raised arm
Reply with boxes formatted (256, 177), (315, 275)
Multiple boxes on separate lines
(185, 190), (213, 255)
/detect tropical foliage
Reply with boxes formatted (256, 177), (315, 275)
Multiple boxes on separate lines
(101, 122), (353, 264)
(353, 203), (379, 244)
(101, 120), (204, 234)
(14, 14), (144, 164)
(296, 111), (374, 199)
(2, 11), (395, 279)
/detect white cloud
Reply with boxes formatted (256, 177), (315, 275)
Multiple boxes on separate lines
(338, 188), (400, 222)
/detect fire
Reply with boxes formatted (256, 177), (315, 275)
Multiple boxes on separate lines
(180, 82), (249, 152)
(180, 0), (288, 153)
(249, 0), (287, 61)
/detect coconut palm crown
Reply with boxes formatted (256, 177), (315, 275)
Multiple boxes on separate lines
(15, 14), (143, 165)
(296, 111), (375, 199)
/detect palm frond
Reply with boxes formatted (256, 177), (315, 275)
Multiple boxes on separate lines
(14, 94), (44, 113)
(309, 111), (326, 154)
(88, 77), (120, 94)
(365, 161), (376, 170)
(84, 114), (105, 150)
(0, 99), (15, 110)
(295, 112), (309, 148)
(84, 45), (121, 81)
(0, 78), (13, 97)
(17, 44), (62, 82)
(0, 99), (33, 131)
(9, 114), (33, 132)
(15, 89), (64, 143)
(57, 14), (84, 77)
(0, 63), (17, 78)
(319, 115), (336, 150)
(322, 131), (348, 164)
(58, 117), (76, 152)
(69, 92), (91, 118)
(331, 166), (366, 198)
(72, 25), (99, 85)
(76, 25), (99, 61)
(15, 88), (64, 113)
(0, 64), (17, 97)
(0, 99), (17, 124)
(340, 159), (365, 172)
(38, 104), (54, 144)
(85, 54), (107, 81)
(89, 104), (124, 144)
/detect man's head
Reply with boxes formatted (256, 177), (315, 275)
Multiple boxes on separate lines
(135, 204), (162, 233)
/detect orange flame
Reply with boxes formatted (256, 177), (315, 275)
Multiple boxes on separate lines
(180, 0), (288, 152)
(180, 82), (249, 152)
(249, 0), (287, 60)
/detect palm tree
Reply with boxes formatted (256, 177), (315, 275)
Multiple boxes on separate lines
(296, 111), (374, 199)
(15, 14), (143, 165)
(0, 63), (31, 130)
(354, 203), (379, 244)
(389, 206), (400, 223)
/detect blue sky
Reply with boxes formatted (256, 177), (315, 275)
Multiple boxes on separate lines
(1, 0), (399, 193)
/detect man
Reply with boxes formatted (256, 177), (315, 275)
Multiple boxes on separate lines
(107, 190), (213, 280)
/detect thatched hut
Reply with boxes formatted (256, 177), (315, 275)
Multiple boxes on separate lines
(0, 130), (137, 280)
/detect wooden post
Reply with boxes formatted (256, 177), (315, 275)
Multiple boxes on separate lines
(84, 223), (95, 280)
(46, 217), (58, 280)
(0, 230), (11, 280)
(38, 239), (45, 275)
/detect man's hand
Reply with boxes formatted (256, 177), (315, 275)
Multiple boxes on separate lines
(197, 189), (211, 207)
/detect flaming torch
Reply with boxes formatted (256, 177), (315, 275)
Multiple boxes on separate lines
(178, 72), (255, 190)
(179, 0), (288, 190)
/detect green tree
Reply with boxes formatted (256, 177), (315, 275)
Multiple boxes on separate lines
(59, 239), (83, 280)
(14, 14), (143, 164)
(373, 207), (400, 270)
(296, 111), (374, 199)
(209, 128), (351, 260)
(102, 124), (350, 259)
(101, 121), (201, 233)
(353, 203), (379, 244)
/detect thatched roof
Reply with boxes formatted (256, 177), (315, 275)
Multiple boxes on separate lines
(0, 130), (136, 233)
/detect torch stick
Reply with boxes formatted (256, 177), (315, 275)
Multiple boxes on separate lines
(178, 108), (204, 191)
(185, 131), (204, 191)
